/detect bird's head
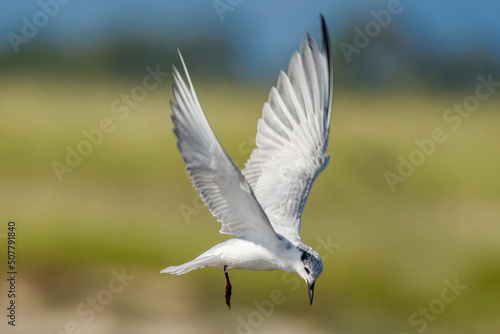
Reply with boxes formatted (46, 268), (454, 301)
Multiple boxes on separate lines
(296, 244), (323, 305)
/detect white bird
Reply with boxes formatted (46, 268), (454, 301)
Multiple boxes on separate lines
(161, 15), (333, 309)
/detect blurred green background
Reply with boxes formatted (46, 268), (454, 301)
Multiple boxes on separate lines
(1, 1), (500, 334)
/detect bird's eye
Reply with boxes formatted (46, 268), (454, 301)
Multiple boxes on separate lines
(305, 267), (310, 274)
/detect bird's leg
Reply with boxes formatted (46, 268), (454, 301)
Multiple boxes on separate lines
(224, 266), (232, 310)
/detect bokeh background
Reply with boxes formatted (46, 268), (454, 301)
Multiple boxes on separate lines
(1, 1), (500, 333)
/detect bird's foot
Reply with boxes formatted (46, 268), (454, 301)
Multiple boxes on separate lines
(225, 281), (232, 309)
(224, 266), (232, 310)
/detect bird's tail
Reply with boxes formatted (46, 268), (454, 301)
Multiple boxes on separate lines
(160, 252), (220, 275)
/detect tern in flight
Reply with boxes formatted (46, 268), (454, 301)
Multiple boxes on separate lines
(161, 15), (333, 309)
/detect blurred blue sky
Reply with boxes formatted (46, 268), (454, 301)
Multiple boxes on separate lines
(1, 0), (500, 84)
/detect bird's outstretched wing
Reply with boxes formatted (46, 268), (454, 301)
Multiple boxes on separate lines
(242, 15), (333, 243)
(170, 52), (280, 245)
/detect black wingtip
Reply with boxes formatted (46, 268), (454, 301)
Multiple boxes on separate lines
(320, 13), (326, 27)
(319, 13), (333, 128)
(319, 14), (331, 66)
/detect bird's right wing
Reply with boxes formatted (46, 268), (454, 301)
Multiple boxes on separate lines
(242, 15), (333, 243)
(170, 52), (280, 246)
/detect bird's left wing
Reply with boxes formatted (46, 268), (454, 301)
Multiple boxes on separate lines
(170, 52), (280, 245)
(242, 15), (333, 243)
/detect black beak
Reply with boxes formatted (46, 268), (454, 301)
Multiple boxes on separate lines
(308, 282), (315, 305)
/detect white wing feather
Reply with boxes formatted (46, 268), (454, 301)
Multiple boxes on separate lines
(242, 16), (333, 243)
(170, 52), (280, 245)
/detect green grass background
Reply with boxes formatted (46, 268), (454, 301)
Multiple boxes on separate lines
(1, 74), (499, 334)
